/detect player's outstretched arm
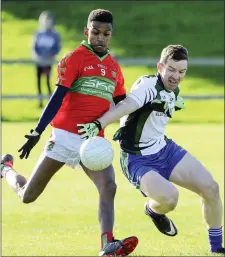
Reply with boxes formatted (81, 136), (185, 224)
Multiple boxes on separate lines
(98, 96), (139, 128)
(77, 75), (157, 139)
(77, 97), (139, 139)
(18, 85), (69, 159)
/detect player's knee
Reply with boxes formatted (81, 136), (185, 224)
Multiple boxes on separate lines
(16, 174), (27, 187)
(160, 189), (179, 211)
(200, 179), (220, 200)
(98, 180), (117, 199)
(21, 195), (36, 204)
(20, 190), (39, 204)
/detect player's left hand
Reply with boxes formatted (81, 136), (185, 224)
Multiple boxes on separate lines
(77, 120), (102, 139)
(175, 96), (185, 111)
(18, 130), (40, 159)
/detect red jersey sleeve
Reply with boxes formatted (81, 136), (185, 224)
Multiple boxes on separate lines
(56, 51), (80, 88)
(113, 64), (126, 97)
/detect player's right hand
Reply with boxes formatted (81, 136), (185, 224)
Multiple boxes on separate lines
(18, 130), (40, 159)
(77, 120), (102, 139)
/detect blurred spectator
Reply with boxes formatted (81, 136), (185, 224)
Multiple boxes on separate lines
(32, 10), (61, 108)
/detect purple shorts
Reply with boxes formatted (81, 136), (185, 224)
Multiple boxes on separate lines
(120, 139), (187, 194)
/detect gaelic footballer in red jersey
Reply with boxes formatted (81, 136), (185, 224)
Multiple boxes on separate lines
(1, 9), (138, 257)
(51, 40), (125, 136)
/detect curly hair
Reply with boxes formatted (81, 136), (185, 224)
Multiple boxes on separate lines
(87, 9), (113, 27)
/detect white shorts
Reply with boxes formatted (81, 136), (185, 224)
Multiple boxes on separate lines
(43, 128), (84, 169)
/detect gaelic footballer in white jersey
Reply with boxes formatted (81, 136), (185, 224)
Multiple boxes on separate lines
(78, 44), (225, 254)
(116, 73), (183, 156)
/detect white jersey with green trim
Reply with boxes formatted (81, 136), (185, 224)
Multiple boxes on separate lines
(114, 74), (181, 155)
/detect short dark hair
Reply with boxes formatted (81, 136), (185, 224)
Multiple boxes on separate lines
(87, 9), (113, 27)
(160, 45), (189, 64)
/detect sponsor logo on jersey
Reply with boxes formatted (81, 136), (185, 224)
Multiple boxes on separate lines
(82, 79), (115, 94)
(155, 112), (168, 117)
(97, 64), (107, 69)
(46, 141), (55, 152)
(84, 65), (94, 71)
(160, 91), (175, 104)
(70, 77), (116, 101)
(111, 70), (116, 78)
(59, 67), (66, 74)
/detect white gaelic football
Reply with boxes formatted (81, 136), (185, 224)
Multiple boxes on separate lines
(80, 136), (114, 171)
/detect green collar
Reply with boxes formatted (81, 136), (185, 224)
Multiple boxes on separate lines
(81, 40), (109, 61)
(157, 73), (178, 93)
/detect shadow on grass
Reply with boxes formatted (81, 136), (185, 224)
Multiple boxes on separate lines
(1, 117), (39, 122)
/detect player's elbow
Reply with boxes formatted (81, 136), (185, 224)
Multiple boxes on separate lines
(20, 190), (39, 204)
(22, 197), (35, 204)
(124, 97), (139, 113)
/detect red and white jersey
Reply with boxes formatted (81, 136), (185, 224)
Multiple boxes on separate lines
(51, 40), (126, 136)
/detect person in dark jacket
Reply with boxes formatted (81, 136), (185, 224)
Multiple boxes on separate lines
(32, 10), (61, 108)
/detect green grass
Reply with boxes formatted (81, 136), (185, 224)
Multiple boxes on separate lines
(2, 98), (224, 124)
(2, 65), (224, 95)
(2, 1), (224, 58)
(2, 122), (224, 256)
(2, 64), (224, 123)
(2, 3), (224, 255)
(2, 1), (224, 123)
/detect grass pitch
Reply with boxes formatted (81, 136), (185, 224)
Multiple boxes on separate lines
(2, 64), (224, 123)
(2, 1), (224, 58)
(2, 2), (224, 255)
(2, 122), (224, 256)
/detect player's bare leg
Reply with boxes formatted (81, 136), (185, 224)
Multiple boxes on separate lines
(1, 154), (64, 203)
(140, 170), (178, 236)
(82, 163), (138, 256)
(141, 171), (179, 214)
(82, 163), (116, 233)
(170, 152), (224, 253)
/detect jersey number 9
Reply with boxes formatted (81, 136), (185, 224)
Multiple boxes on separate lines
(101, 69), (106, 76)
